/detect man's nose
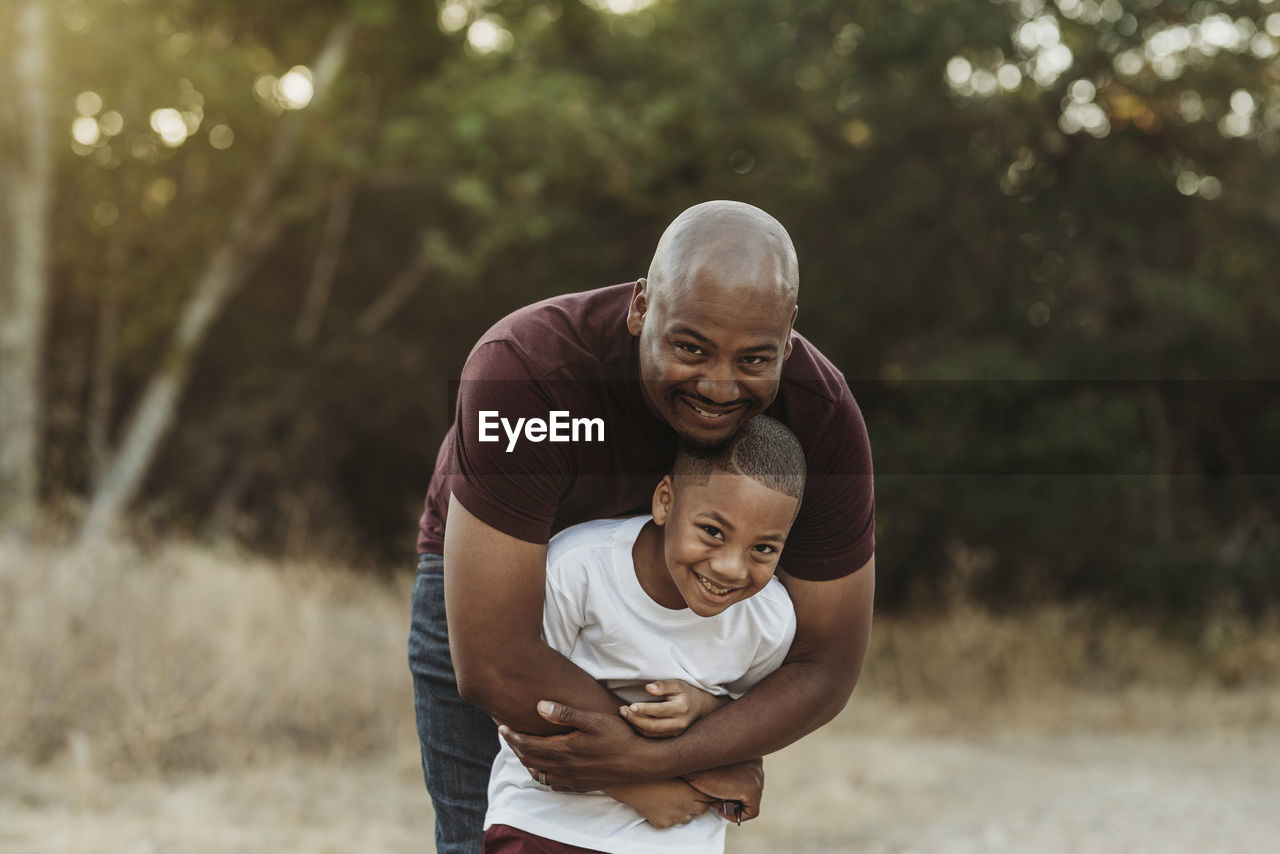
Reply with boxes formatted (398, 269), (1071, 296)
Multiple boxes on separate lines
(695, 361), (741, 404)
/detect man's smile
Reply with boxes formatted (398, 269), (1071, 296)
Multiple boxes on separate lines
(678, 395), (746, 420)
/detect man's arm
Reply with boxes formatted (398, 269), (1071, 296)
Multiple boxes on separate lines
(502, 556), (875, 787)
(444, 495), (638, 735)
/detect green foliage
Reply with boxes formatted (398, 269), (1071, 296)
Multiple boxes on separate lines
(27, 0), (1280, 614)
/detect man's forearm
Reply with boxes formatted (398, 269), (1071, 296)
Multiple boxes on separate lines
(456, 639), (625, 735)
(443, 494), (626, 734)
(645, 656), (852, 780)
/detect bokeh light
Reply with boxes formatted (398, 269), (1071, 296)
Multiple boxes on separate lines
(150, 108), (189, 147)
(437, 0), (482, 34)
(466, 18), (514, 54)
(997, 64), (1023, 91)
(1219, 90), (1256, 139)
(946, 56), (972, 88)
(1197, 175), (1222, 199)
(209, 124), (235, 150)
(277, 66), (314, 110)
(254, 74), (278, 104)
(582, 0), (658, 13)
(99, 111), (124, 136)
(1059, 78), (1109, 137)
(1176, 169), (1223, 199)
(71, 117), (100, 146)
(75, 91), (102, 116)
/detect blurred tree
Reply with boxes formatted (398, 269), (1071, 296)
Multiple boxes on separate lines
(0, 1), (53, 538)
(78, 15), (357, 545)
(16, 0), (1280, 614)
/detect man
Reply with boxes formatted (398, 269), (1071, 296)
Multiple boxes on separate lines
(409, 200), (875, 854)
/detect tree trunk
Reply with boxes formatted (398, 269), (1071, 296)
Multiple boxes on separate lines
(88, 292), (121, 485)
(294, 176), (356, 348)
(0, 1), (53, 537)
(77, 18), (355, 546)
(355, 240), (432, 334)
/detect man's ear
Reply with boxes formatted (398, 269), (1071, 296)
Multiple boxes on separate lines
(651, 475), (674, 525)
(626, 279), (648, 337)
(783, 304), (797, 361)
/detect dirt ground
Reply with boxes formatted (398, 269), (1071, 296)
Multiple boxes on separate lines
(5, 694), (1277, 854)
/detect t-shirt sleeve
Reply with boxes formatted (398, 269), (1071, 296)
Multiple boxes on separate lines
(723, 585), (797, 697)
(541, 555), (586, 657)
(780, 384), (876, 581)
(446, 340), (575, 544)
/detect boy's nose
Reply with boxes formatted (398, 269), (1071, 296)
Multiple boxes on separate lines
(708, 553), (749, 586)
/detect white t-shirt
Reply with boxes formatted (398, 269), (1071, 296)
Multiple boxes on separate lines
(484, 515), (797, 854)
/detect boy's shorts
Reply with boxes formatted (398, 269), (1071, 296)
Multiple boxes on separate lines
(482, 823), (606, 854)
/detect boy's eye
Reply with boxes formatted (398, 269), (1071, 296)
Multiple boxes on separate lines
(753, 544), (777, 555)
(700, 525), (723, 540)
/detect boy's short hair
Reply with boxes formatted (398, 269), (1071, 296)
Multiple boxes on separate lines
(671, 415), (806, 502)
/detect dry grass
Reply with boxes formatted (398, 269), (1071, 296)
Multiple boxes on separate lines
(854, 602), (1280, 735)
(0, 537), (418, 778)
(2, 537), (1278, 780)
(3, 539), (1280, 853)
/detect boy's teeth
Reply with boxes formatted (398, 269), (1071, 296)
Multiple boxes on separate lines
(698, 574), (730, 595)
(693, 405), (721, 418)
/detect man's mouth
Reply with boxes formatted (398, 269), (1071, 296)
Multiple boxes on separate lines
(680, 396), (743, 421)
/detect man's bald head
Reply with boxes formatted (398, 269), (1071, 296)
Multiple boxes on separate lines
(646, 201), (799, 310)
(626, 201), (800, 448)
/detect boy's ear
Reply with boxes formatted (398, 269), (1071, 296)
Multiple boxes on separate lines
(651, 475), (674, 525)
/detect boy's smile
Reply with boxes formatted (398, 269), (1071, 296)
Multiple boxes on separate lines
(635, 472), (800, 617)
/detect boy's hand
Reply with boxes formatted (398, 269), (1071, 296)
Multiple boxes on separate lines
(619, 680), (731, 738)
(604, 780), (716, 829)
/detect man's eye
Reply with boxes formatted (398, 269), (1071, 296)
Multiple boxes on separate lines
(700, 525), (723, 539)
(741, 356), (769, 367)
(675, 343), (705, 356)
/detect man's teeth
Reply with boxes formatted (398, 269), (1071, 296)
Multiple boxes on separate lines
(692, 404), (722, 418)
(697, 573), (732, 595)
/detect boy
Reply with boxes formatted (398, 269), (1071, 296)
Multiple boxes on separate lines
(483, 415), (806, 854)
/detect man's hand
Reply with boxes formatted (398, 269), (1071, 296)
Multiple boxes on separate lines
(620, 680), (731, 738)
(500, 700), (662, 792)
(604, 780), (716, 829)
(683, 758), (765, 823)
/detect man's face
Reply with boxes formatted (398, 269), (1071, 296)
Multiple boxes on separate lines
(628, 263), (796, 449)
(651, 473), (798, 618)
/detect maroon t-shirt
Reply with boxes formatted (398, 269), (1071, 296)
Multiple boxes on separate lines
(418, 282), (875, 581)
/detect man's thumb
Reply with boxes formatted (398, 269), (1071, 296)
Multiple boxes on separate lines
(537, 699), (588, 728)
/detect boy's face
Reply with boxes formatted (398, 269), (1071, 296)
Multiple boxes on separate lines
(651, 472), (799, 617)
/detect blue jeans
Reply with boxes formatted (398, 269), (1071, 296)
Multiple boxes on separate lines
(409, 554), (500, 854)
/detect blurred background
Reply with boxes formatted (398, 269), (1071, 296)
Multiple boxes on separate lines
(2, 1), (1279, 851)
